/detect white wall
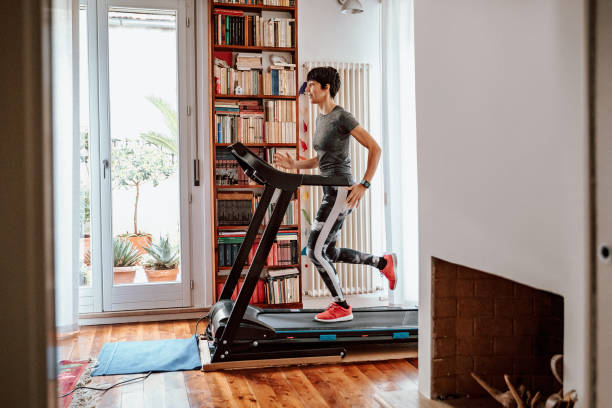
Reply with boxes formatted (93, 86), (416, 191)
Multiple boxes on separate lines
(298, 0), (386, 259)
(299, 0), (380, 65)
(414, 0), (589, 402)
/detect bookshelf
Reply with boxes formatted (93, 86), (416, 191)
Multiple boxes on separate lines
(208, 0), (302, 309)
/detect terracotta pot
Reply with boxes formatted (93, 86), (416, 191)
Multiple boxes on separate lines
(113, 266), (137, 284)
(120, 234), (152, 256)
(145, 267), (179, 282)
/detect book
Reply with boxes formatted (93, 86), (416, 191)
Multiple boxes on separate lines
(265, 274), (299, 304)
(263, 100), (296, 143)
(268, 267), (299, 278)
(217, 192), (254, 225)
(216, 278), (265, 304)
(213, 9), (244, 17)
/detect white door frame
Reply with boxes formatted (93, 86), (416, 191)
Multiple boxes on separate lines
(83, 0), (195, 311)
(79, 0), (103, 312)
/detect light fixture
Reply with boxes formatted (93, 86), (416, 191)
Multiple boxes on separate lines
(337, 0), (364, 14)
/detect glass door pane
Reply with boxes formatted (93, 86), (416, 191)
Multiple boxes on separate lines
(79, 5), (92, 289)
(108, 7), (181, 286)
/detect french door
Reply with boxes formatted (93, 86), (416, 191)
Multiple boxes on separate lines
(79, 0), (194, 311)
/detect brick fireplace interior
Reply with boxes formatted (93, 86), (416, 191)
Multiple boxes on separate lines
(431, 257), (564, 400)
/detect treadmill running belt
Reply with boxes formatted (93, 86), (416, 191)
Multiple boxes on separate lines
(258, 310), (418, 331)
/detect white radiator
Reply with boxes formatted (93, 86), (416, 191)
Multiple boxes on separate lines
(300, 61), (380, 297)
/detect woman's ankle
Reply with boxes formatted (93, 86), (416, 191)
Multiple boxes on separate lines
(335, 300), (349, 309)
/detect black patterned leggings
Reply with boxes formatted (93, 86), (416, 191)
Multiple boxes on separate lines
(306, 186), (383, 302)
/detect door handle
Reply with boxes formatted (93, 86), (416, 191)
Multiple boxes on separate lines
(103, 159), (109, 179)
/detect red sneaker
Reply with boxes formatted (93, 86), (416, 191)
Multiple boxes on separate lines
(314, 303), (353, 322)
(381, 253), (397, 290)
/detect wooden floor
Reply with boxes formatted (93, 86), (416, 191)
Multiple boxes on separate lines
(57, 320), (495, 408)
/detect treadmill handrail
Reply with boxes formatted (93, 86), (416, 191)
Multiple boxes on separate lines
(228, 143), (352, 188)
(301, 174), (351, 187)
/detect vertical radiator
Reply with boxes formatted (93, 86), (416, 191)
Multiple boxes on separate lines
(301, 61), (379, 296)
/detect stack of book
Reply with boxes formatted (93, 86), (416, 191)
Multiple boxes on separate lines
(263, 0), (294, 5)
(214, 63), (262, 95)
(254, 193), (298, 225)
(215, 278), (266, 304)
(213, 8), (257, 47)
(215, 147), (239, 185)
(217, 234), (246, 266)
(215, 100), (265, 143)
(216, 146), (264, 185)
(273, 233), (298, 265)
(266, 147), (297, 173)
(214, 100), (239, 142)
(217, 192), (254, 225)
(213, 0), (295, 5)
(236, 52), (263, 70)
(264, 100), (296, 143)
(263, 65), (296, 96)
(251, 232), (298, 266)
(213, 9), (295, 48)
(218, 231), (298, 267)
(237, 100), (265, 143)
(265, 268), (299, 304)
(262, 17), (296, 48)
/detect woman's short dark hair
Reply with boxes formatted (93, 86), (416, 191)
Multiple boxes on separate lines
(307, 66), (341, 99)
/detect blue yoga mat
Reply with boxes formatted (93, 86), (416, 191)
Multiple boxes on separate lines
(92, 335), (201, 376)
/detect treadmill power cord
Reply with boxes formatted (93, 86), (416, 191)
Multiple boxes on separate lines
(194, 313), (209, 338)
(58, 371), (152, 399)
(60, 313), (211, 399)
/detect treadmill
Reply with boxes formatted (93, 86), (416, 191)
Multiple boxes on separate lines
(202, 142), (418, 367)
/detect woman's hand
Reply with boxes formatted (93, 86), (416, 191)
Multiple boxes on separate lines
(274, 152), (296, 169)
(345, 184), (367, 209)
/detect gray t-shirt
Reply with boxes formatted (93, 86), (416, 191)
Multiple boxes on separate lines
(313, 105), (359, 180)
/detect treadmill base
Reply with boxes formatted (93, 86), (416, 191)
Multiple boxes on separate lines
(198, 335), (417, 372)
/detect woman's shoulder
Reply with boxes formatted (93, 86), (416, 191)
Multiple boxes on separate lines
(335, 106), (359, 133)
(334, 106), (356, 119)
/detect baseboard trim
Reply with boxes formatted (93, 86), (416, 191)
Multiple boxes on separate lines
(79, 307), (210, 326)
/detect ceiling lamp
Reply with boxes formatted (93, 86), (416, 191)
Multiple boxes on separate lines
(337, 0), (364, 14)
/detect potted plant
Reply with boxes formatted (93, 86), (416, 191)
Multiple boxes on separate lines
(113, 238), (142, 284)
(111, 138), (175, 254)
(143, 236), (180, 282)
(118, 231), (153, 256)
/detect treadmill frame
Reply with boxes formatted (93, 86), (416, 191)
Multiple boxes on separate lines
(205, 143), (417, 364)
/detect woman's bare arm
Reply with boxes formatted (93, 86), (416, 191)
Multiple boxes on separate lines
(294, 156), (319, 169)
(274, 152), (319, 170)
(345, 125), (382, 208)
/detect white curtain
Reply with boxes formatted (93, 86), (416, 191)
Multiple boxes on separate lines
(381, 0), (418, 305)
(53, 0), (80, 333)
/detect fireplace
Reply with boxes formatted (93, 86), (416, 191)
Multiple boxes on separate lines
(430, 257), (564, 399)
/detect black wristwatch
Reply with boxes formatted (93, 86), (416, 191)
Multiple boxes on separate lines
(360, 179), (371, 189)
